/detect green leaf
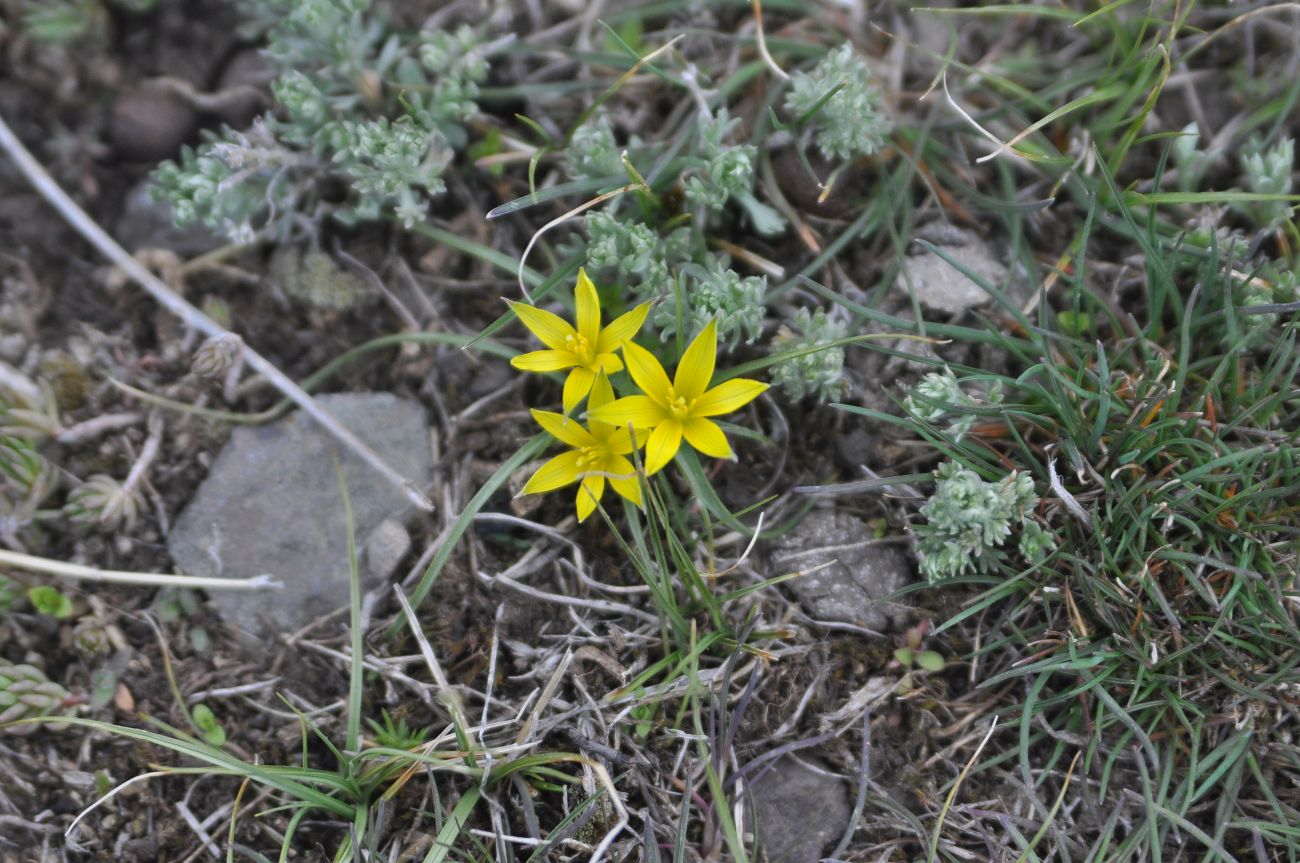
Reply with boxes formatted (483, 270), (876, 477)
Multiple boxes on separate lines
(191, 704), (227, 747)
(1056, 310), (1092, 337)
(421, 786), (481, 863)
(26, 585), (73, 619)
(893, 647), (914, 666)
(915, 651), (946, 673)
(467, 127), (504, 176)
(736, 191), (786, 236)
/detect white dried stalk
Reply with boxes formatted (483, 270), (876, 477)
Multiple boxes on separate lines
(0, 114), (432, 512)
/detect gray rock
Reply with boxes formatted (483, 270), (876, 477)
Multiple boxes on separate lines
(749, 755), (852, 863)
(168, 393), (432, 640)
(771, 510), (912, 632)
(364, 518), (412, 581)
(898, 229), (1007, 314)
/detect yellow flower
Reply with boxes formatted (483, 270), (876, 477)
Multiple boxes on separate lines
(522, 371), (648, 522)
(588, 319), (768, 476)
(509, 268), (651, 415)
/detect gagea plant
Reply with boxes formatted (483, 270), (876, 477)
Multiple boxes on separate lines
(510, 271), (767, 521)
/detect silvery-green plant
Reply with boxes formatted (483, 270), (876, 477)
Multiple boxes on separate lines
(684, 109), (755, 213)
(1235, 262), (1297, 347)
(564, 117), (626, 182)
(1171, 122), (1219, 193)
(769, 307), (847, 402)
(915, 461), (1054, 583)
(680, 109), (785, 234)
(582, 210), (692, 297)
(655, 255), (765, 352)
(903, 367), (1003, 441)
(785, 43), (891, 161)
(1238, 136), (1294, 228)
(151, 0), (487, 241)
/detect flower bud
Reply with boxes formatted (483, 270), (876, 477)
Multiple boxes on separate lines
(191, 333), (242, 379)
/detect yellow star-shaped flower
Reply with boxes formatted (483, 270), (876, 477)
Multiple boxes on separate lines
(509, 269), (651, 415)
(588, 319), (769, 476)
(521, 371), (648, 522)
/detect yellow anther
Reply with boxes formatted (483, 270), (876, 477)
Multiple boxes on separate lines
(564, 333), (592, 361)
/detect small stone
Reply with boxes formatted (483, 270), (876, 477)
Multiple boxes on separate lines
(748, 755), (852, 863)
(115, 180), (223, 256)
(109, 80), (199, 162)
(364, 518), (412, 581)
(770, 509), (912, 631)
(168, 393), (433, 641)
(211, 47), (272, 129)
(833, 427), (875, 471)
(898, 229), (1007, 315)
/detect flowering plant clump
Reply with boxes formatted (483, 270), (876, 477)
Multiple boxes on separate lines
(511, 273), (769, 520)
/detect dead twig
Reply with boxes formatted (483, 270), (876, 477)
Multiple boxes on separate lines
(0, 548), (281, 591)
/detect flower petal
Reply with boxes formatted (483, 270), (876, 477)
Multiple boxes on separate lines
(563, 366), (597, 415)
(585, 372), (617, 438)
(531, 409), (595, 449)
(673, 318), (717, 400)
(508, 301), (576, 351)
(692, 378), (769, 417)
(622, 339), (673, 405)
(597, 302), (651, 354)
(605, 454), (643, 507)
(588, 395), (667, 430)
(588, 369), (615, 412)
(574, 269), (601, 345)
(644, 420), (682, 476)
(683, 417), (733, 459)
(595, 352), (624, 375)
(606, 425), (650, 455)
(575, 473), (606, 522)
(511, 349), (577, 373)
(521, 450), (583, 494)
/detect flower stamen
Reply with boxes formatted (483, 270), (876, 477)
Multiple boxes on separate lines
(565, 332), (593, 362)
(668, 392), (695, 421)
